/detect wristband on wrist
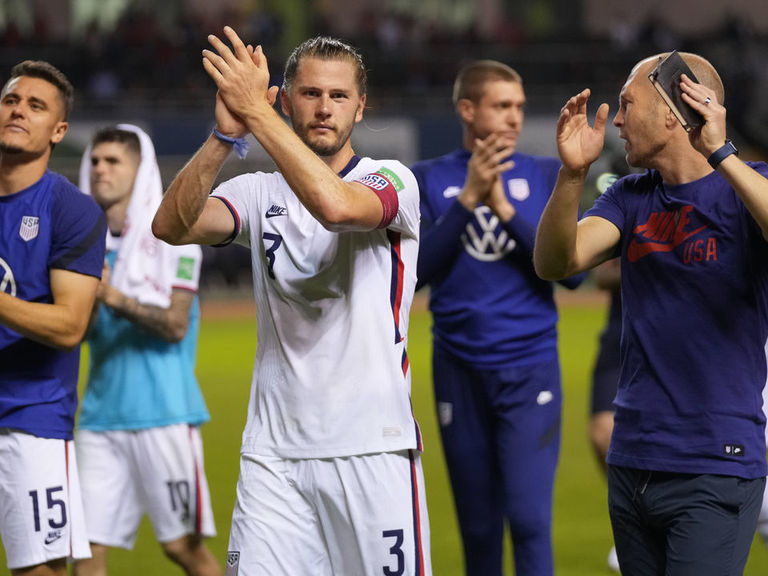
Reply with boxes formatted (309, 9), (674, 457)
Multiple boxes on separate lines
(212, 128), (250, 160)
(707, 139), (738, 169)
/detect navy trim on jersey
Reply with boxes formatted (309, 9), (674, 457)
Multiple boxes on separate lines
(338, 155), (362, 177)
(387, 230), (404, 344)
(51, 211), (107, 271)
(409, 450), (425, 576)
(210, 196), (241, 247)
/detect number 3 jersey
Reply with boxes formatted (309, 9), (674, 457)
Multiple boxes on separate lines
(211, 156), (422, 459)
(0, 171), (106, 439)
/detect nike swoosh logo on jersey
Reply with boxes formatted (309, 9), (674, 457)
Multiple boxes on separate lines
(442, 186), (461, 198)
(44, 530), (63, 545)
(627, 205), (707, 263)
(266, 205), (288, 218)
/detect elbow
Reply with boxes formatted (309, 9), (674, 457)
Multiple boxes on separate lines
(56, 325), (88, 352)
(316, 205), (357, 231)
(163, 318), (189, 344)
(533, 253), (568, 282)
(151, 211), (185, 245)
(164, 327), (186, 344)
(151, 216), (175, 245)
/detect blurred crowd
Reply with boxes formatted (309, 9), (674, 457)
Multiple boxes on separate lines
(0, 2), (764, 127)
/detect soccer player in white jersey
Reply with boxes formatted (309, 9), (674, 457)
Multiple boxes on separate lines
(73, 125), (221, 576)
(152, 27), (431, 576)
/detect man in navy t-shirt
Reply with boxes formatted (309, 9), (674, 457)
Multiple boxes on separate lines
(411, 60), (584, 576)
(0, 61), (105, 575)
(535, 52), (768, 575)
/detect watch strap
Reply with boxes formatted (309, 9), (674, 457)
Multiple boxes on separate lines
(707, 140), (738, 169)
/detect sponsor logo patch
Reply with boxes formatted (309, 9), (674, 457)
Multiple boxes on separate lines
(44, 530), (63, 545)
(628, 205), (707, 263)
(19, 216), (39, 241)
(442, 186), (461, 198)
(176, 256), (195, 281)
(0, 257), (16, 296)
(266, 204), (288, 218)
(376, 167), (404, 191)
(724, 444), (744, 457)
(537, 390), (554, 405)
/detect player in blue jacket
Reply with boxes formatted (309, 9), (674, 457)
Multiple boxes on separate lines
(411, 60), (584, 576)
(535, 51), (768, 575)
(0, 60), (106, 575)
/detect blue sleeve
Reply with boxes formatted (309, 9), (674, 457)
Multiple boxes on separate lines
(505, 156), (584, 289)
(50, 187), (106, 278)
(416, 198), (475, 291)
(500, 214), (584, 289)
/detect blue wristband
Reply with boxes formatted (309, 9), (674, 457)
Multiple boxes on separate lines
(212, 128), (250, 160)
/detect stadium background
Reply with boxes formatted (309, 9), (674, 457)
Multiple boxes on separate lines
(1, 0), (768, 573)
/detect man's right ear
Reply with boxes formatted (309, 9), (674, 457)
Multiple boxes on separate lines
(280, 88), (291, 116)
(457, 98), (475, 124)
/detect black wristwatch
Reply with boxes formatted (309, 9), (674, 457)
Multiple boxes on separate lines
(707, 140), (738, 169)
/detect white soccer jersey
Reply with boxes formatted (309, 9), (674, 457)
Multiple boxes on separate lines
(213, 156), (421, 458)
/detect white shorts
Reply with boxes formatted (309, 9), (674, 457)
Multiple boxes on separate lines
(226, 449), (432, 576)
(0, 429), (91, 570)
(75, 424), (216, 549)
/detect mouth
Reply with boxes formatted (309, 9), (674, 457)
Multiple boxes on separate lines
(4, 124), (27, 134)
(311, 124), (335, 134)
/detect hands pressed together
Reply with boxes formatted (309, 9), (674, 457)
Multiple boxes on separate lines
(460, 133), (516, 221)
(202, 26), (280, 139)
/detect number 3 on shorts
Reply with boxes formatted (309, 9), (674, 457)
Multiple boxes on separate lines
(382, 529), (404, 576)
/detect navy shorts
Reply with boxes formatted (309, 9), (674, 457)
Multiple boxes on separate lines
(608, 465), (764, 575)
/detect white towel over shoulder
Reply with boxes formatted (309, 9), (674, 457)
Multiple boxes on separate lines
(79, 124), (202, 308)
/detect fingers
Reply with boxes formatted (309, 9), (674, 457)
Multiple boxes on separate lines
(201, 56), (224, 86)
(222, 26), (251, 61)
(250, 45), (269, 71)
(560, 88), (591, 116)
(204, 27), (254, 73)
(593, 102), (610, 133)
(472, 134), (515, 175)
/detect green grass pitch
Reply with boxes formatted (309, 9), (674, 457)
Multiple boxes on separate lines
(2, 299), (767, 574)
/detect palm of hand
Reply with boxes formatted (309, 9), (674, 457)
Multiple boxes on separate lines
(558, 115), (604, 170)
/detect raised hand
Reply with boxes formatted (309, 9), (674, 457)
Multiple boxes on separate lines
(556, 89), (609, 172)
(203, 27), (279, 133)
(679, 73), (726, 158)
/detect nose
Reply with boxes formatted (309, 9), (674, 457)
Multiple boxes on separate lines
(91, 159), (106, 175)
(9, 102), (24, 118)
(613, 109), (623, 127)
(316, 94), (331, 117)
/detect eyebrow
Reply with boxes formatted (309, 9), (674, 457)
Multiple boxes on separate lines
(2, 91), (50, 110)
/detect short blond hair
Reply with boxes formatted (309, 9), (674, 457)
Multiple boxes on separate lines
(452, 60), (522, 106)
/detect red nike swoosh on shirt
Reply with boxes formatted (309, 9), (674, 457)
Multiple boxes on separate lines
(627, 225), (706, 262)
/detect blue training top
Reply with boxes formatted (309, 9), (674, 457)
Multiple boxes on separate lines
(587, 164), (768, 479)
(0, 171), (106, 440)
(412, 149), (584, 369)
(79, 249), (209, 431)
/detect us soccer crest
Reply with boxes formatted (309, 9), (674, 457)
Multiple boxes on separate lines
(225, 551), (240, 575)
(19, 216), (39, 242)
